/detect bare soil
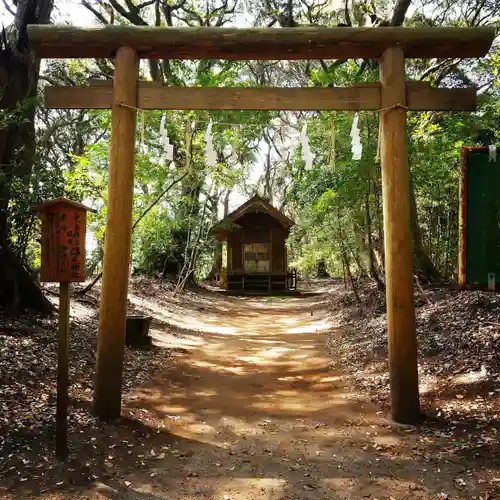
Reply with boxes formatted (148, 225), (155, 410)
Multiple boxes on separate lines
(1, 280), (500, 499)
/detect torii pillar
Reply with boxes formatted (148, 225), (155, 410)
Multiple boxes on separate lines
(93, 47), (139, 420)
(379, 48), (420, 422)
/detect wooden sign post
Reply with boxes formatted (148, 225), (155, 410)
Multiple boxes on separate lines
(37, 198), (96, 460)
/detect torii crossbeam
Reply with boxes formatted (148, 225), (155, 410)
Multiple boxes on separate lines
(28, 25), (495, 424)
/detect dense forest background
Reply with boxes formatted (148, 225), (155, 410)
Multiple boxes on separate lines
(1, 0), (499, 311)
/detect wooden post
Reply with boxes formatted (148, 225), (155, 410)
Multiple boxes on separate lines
(458, 147), (468, 288)
(36, 197), (95, 457)
(94, 46), (138, 420)
(379, 47), (420, 423)
(56, 282), (70, 459)
(27, 25), (496, 61)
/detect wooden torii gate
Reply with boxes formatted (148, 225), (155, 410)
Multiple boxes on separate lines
(28, 25), (495, 424)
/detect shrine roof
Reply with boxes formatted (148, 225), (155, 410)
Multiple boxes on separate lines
(212, 195), (294, 236)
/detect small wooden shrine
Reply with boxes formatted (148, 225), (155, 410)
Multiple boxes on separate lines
(212, 195), (295, 293)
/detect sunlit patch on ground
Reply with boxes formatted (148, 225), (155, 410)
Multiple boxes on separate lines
(6, 280), (500, 499)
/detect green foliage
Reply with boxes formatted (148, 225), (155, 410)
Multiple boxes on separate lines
(4, 0), (500, 288)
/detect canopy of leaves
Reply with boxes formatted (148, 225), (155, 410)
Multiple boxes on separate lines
(1, 0), (499, 293)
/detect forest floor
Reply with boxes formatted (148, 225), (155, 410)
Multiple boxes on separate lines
(0, 278), (500, 499)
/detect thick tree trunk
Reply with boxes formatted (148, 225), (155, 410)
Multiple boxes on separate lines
(0, 246), (53, 314)
(166, 125), (200, 277)
(0, 0), (54, 313)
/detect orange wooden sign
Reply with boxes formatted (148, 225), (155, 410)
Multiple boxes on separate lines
(37, 198), (96, 283)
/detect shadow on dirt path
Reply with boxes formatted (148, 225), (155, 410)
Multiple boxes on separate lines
(85, 291), (495, 500)
(8, 288), (499, 499)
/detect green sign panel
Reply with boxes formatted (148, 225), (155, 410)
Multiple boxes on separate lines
(459, 147), (500, 288)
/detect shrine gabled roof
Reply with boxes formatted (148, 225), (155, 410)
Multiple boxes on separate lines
(35, 197), (97, 213)
(211, 195), (294, 235)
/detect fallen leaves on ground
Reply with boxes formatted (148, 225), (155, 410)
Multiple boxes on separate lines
(0, 278), (179, 496)
(328, 281), (500, 496)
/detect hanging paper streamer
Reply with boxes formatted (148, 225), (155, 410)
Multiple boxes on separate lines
(159, 114), (174, 162)
(489, 144), (497, 163)
(164, 140), (174, 162)
(140, 111), (146, 155)
(350, 113), (362, 161)
(300, 123), (313, 170)
(204, 121), (217, 167)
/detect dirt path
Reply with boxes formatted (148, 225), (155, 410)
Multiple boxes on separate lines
(79, 290), (492, 500)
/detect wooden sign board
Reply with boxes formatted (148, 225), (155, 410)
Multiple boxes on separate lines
(37, 198), (96, 283)
(458, 147), (500, 290)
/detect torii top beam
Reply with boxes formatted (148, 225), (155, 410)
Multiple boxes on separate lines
(27, 26), (495, 60)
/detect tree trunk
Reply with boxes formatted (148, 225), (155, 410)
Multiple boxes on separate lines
(0, 246), (52, 314)
(164, 125), (199, 277)
(175, 182), (214, 293)
(206, 189), (231, 281)
(316, 259), (330, 278)
(364, 182), (385, 290)
(337, 220), (360, 302)
(206, 192), (222, 281)
(409, 174), (442, 282)
(262, 132), (273, 204)
(0, 0), (54, 313)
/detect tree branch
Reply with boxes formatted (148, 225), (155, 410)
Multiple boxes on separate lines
(137, 0), (157, 10)
(390, 0), (412, 26)
(1, 0), (15, 16)
(76, 172), (188, 295)
(107, 0), (148, 25)
(419, 58), (458, 81)
(469, 0), (488, 26)
(81, 0), (109, 25)
(344, 0), (351, 26)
